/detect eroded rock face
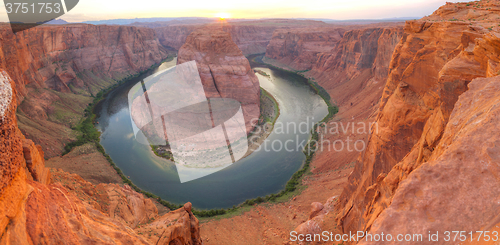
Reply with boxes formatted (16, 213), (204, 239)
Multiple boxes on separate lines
(177, 28), (261, 133)
(156, 25), (200, 50)
(285, 2), (500, 240)
(50, 168), (159, 229)
(422, 0), (500, 26)
(0, 70), (27, 240)
(265, 28), (345, 71)
(292, 197), (337, 245)
(137, 202), (202, 245)
(157, 24), (277, 55)
(0, 70), (202, 245)
(223, 25), (278, 55)
(334, 3), (500, 237)
(271, 26), (405, 240)
(0, 24), (168, 97)
(22, 139), (51, 185)
(308, 27), (404, 87)
(362, 76), (500, 244)
(0, 24), (169, 157)
(263, 25), (404, 114)
(24, 181), (152, 245)
(0, 71), (144, 244)
(155, 20), (329, 55)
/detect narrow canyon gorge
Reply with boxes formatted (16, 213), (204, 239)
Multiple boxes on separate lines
(1, 0), (500, 244)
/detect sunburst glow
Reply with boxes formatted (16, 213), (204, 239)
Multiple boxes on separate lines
(215, 13), (231, 20)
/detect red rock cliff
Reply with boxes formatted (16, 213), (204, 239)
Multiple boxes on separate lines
(0, 24), (169, 157)
(156, 25), (200, 50)
(334, 0), (500, 239)
(0, 70), (202, 244)
(283, 1), (500, 241)
(177, 28), (261, 133)
(271, 25), (404, 242)
(362, 75), (500, 244)
(222, 24), (278, 55)
(1, 24), (168, 100)
(265, 27), (345, 71)
(156, 20), (331, 55)
(308, 27), (404, 88)
(156, 24), (276, 55)
(263, 25), (404, 121)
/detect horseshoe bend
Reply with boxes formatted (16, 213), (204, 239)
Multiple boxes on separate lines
(1, 1), (500, 244)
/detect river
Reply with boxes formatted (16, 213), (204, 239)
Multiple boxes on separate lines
(95, 55), (327, 209)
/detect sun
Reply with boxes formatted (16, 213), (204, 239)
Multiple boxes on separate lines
(216, 13), (231, 20)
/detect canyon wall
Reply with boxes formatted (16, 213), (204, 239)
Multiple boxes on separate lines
(222, 24), (279, 55)
(0, 70), (202, 244)
(265, 28), (345, 71)
(2, 20), (327, 157)
(264, 25), (404, 112)
(156, 20), (331, 55)
(0, 24), (169, 157)
(333, 0), (500, 240)
(156, 24), (275, 55)
(281, 1), (500, 241)
(156, 25), (200, 50)
(177, 29), (261, 133)
(363, 75), (500, 244)
(307, 27), (404, 90)
(0, 24), (168, 101)
(266, 25), (405, 242)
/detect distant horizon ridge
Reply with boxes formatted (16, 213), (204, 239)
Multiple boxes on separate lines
(45, 16), (420, 25)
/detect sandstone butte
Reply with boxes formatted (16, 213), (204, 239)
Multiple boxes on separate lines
(177, 28), (261, 133)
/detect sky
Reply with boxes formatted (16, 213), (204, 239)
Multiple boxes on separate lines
(0, 0), (471, 22)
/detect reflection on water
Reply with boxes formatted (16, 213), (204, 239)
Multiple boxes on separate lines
(96, 56), (328, 209)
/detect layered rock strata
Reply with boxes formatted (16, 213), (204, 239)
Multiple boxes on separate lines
(288, 1), (500, 241)
(0, 70), (202, 244)
(265, 28), (345, 71)
(0, 24), (169, 157)
(177, 29), (261, 133)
